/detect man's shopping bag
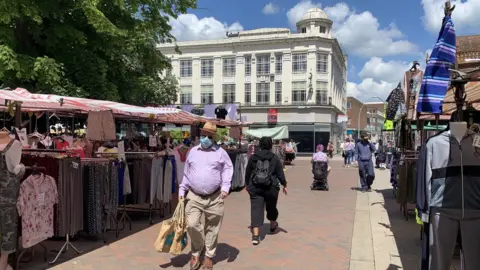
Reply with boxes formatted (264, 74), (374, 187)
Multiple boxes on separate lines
(154, 199), (188, 255)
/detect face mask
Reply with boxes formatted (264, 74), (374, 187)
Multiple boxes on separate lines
(200, 136), (213, 149)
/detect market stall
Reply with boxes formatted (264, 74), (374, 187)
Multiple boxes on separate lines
(384, 2), (480, 269)
(0, 86), (250, 269)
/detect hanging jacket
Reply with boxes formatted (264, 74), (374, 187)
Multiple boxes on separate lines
(417, 130), (480, 222)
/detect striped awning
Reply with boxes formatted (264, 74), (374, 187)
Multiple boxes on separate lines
(10, 88), (245, 126)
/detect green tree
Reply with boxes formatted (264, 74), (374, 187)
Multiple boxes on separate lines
(0, 0), (195, 105)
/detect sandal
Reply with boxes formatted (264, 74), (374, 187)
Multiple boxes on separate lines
(270, 222), (279, 233)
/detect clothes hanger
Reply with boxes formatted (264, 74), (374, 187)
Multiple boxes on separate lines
(410, 61), (419, 72)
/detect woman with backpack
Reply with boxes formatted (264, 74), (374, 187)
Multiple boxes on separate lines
(245, 137), (287, 246)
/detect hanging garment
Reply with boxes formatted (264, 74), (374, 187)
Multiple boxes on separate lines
(229, 127), (241, 139)
(15, 128), (29, 148)
(385, 86), (405, 120)
(0, 140), (20, 254)
(226, 104), (238, 121)
(417, 15), (456, 114)
(203, 104), (216, 118)
(17, 173), (58, 248)
(215, 107), (228, 119)
(150, 157), (164, 204)
(170, 156), (177, 193)
(163, 158), (173, 203)
(181, 104), (194, 113)
(429, 210), (480, 270)
(402, 69), (424, 120)
(86, 110), (116, 141)
(174, 146), (189, 185)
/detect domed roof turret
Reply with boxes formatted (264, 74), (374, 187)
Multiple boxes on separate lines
(301, 7), (329, 21)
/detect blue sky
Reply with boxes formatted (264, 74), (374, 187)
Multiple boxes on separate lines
(168, 0), (480, 100)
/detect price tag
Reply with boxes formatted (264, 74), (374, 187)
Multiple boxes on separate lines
(71, 162), (79, 169)
(37, 193), (45, 205)
(149, 135), (157, 147)
(473, 134), (480, 148)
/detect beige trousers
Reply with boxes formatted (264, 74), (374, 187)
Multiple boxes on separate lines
(185, 190), (225, 258)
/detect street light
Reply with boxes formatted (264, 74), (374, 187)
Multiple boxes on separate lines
(357, 96), (385, 139)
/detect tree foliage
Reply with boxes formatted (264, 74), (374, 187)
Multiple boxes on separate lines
(0, 0), (196, 105)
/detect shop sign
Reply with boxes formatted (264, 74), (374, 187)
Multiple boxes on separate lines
(267, 109), (277, 123)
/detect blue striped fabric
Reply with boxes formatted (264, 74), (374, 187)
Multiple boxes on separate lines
(417, 16), (456, 114)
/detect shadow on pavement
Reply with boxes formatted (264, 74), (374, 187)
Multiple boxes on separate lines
(159, 243), (239, 268)
(374, 188), (462, 270)
(375, 188), (423, 269)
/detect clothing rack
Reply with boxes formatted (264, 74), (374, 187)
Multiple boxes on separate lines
(81, 158), (119, 243)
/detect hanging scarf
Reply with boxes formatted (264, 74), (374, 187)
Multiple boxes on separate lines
(417, 15), (456, 114)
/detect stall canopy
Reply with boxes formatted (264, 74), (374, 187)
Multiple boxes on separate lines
(244, 125), (289, 140)
(9, 88), (244, 126)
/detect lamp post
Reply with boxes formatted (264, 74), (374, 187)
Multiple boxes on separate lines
(357, 96), (385, 139)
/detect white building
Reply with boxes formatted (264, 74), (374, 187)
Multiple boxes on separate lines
(158, 8), (348, 153)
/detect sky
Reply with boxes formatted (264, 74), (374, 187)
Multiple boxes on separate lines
(168, 0), (480, 101)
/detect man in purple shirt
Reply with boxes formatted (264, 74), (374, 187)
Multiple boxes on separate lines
(179, 122), (233, 270)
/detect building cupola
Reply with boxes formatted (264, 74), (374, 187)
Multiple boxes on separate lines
(296, 7), (333, 37)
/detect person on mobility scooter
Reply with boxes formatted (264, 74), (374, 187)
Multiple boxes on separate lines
(311, 144), (331, 191)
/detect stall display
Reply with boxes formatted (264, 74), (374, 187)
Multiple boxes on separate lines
(17, 172), (58, 248)
(0, 132), (25, 270)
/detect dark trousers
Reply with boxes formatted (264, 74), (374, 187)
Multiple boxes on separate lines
(248, 185), (279, 228)
(358, 160), (374, 189)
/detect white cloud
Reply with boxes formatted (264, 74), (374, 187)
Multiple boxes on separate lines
(347, 79), (396, 100)
(348, 50), (432, 100)
(169, 14), (243, 41)
(358, 57), (410, 83)
(263, 2), (280, 15)
(286, 0), (321, 27)
(286, 1), (418, 57)
(421, 0), (480, 34)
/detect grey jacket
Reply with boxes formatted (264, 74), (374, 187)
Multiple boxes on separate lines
(417, 130), (480, 222)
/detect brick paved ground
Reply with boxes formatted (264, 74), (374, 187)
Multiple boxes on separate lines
(19, 158), (359, 270)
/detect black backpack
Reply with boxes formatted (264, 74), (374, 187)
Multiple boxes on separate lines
(312, 161), (328, 179)
(252, 159), (271, 185)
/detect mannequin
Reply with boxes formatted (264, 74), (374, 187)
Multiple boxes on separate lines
(0, 128), (25, 270)
(450, 122), (467, 143)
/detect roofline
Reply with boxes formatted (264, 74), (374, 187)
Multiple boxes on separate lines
(158, 30), (347, 69)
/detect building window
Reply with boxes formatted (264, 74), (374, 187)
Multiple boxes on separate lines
(275, 54), (282, 74)
(245, 55), (251, 76)
(346, 102), (351, 109)
(275, 82), (282, 105)
(256, 55), (270, 75)
(201, 59), (214, 77)
(256, 83), (270, 105)
(222, 84), (235, 103)
(200, 85), (214, 104)
(292, 53), (307, 73)
(301, 28), (306, 33)
(180, 60), (192, 78)
(316, 81), (328, 105)
(245, 83), (251, 105)
(316, 53), (328, 73)
(222, 57), (236, 77)
(180, 85), (192, 104)
(320, 26), (326, 33)
(292, 81), (307, 104)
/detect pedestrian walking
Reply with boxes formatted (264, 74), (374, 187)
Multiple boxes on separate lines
(355, 133), (376, 192)
(245, 137), (287, 246)
(344, 138), (355, 167)
(327, 141), (334, 158)
(179, 122), (234, 270)
(272, 139), (285, 169)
